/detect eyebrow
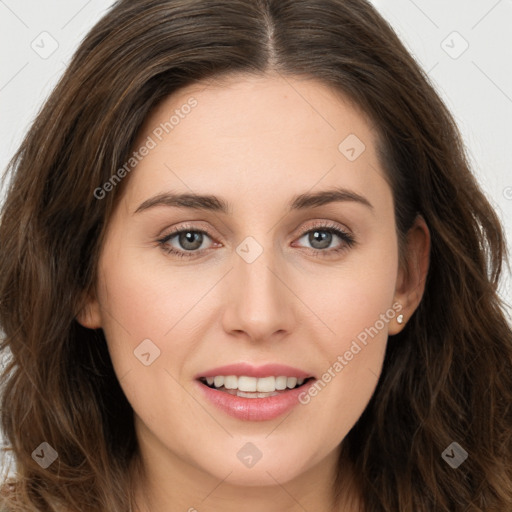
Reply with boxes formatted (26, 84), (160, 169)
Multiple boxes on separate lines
(133, 186), (373, 215)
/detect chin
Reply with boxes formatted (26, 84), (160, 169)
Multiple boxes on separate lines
(218, 465), (303, 488)
(197, 447), (312, 487)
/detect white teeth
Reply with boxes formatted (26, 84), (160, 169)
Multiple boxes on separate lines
(275, 376), (288, 390)
(238, 376), (257, 392)
(203, 375), (309, 392)
(287, 377), (297, 389)
(236, 390), (279, 398)
(224, 375), (238, 389)
(256, 376), (275, 392)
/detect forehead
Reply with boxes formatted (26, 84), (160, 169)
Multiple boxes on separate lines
(121, 73), (389, 214)
(142, 73), (377, 147)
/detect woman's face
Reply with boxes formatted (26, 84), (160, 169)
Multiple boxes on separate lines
(80, 74), (424, 491)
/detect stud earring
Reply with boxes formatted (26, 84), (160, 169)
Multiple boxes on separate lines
(397, 314), (404, 324)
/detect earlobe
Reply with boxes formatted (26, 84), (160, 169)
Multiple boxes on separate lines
(388, 302), (406, 335)
(75, 291), (102, 329)
(389, 215), (430, 335)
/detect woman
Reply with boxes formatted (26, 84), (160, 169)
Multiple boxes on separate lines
(1, 0), (511, 510)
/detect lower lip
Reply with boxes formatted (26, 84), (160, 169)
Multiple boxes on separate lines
(196, 379), (316, 421)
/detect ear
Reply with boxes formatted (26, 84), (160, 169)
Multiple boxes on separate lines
(75, 288), (103, 329)
(388, 215), (430, 335)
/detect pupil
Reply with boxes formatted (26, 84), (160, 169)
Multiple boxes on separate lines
(310, 230), (331, 249)
(180, 231), (202, 250)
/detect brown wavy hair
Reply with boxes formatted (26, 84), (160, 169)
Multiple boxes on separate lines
(1, 0), (511, 510)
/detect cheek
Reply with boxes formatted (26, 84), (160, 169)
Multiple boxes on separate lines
(96, 247), (204, 344)
(94, 251), (203, 434)
(312, 231), (398, 350)
(298, 234), (398, 429)
(94, 246), (227, 406)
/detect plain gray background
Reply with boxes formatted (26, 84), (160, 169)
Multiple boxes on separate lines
(1, 0), (512, 474)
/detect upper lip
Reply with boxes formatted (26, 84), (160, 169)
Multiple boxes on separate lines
(195, 363), (315, 380)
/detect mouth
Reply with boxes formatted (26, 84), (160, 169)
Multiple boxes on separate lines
(197, 375), (315, 399)
(195, 363), (317, 421)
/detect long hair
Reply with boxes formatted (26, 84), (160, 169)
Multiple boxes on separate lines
(1, 0), (511, 510)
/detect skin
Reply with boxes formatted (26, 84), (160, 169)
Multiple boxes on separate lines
(78, 73), (430, 512)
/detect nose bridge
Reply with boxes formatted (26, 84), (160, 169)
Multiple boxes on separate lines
(222, 235), (294, 341)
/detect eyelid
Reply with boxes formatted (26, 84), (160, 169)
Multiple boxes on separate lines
(157, 222), (220, 249)
(292, 220), (356, 253)
(157, 219), (356, 258)
(158, 219), (352, 240)
(157, 220), (219, 241)
(296, 219), (352, 237)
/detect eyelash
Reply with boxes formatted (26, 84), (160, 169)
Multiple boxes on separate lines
(156, 222), (356, 259)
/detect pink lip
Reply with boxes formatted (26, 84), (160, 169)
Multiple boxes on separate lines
(195, 378), (316, 421)
(195, 362), (314, 379)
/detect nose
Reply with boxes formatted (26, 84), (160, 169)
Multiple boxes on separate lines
(221, 242), (297, 344)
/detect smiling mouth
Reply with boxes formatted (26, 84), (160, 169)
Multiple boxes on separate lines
(198, 375), (315, 398)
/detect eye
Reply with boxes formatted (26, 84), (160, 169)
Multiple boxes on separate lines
(157, 225), (216, 259)
(293, 222), (356, 257)
(156, 221), (356, 259)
